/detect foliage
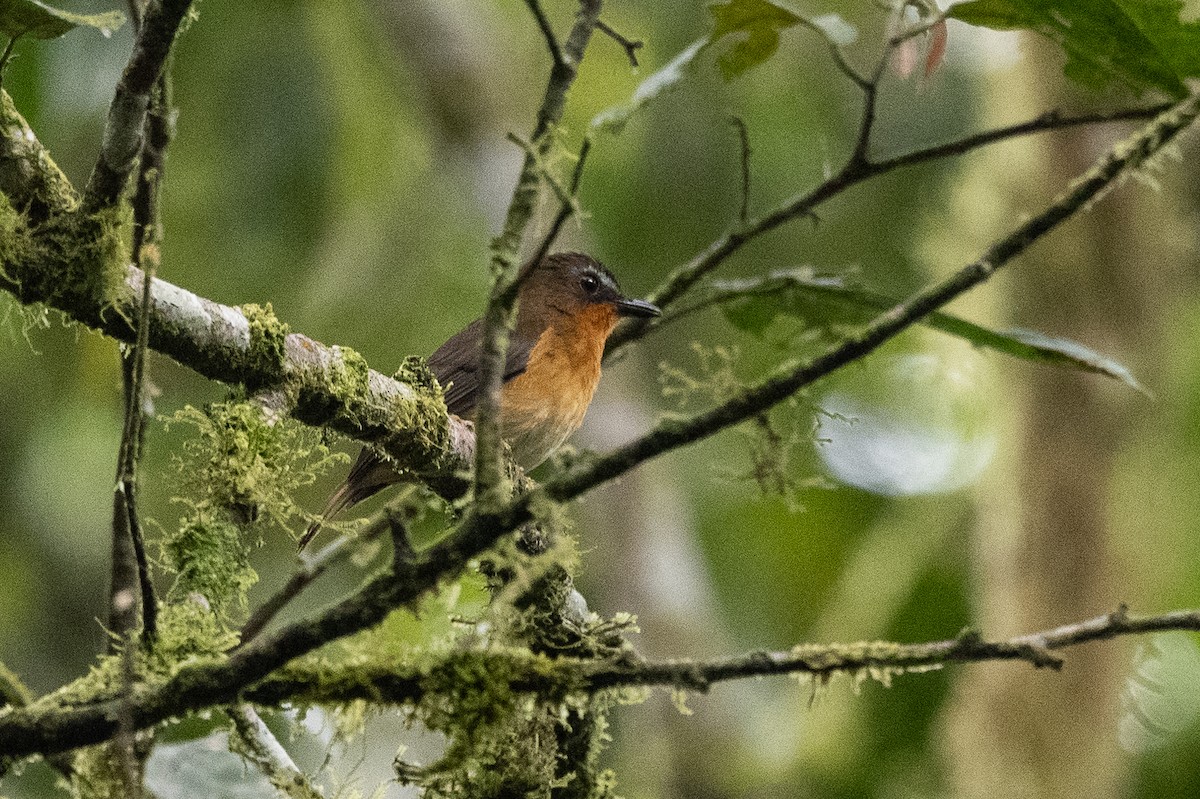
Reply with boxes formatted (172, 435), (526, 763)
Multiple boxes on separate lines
(948, 0), (1200, 98)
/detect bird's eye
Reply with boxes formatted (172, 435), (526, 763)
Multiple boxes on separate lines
(580, 274), (599, 293)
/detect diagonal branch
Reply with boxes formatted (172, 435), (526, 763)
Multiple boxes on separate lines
(606, 103), (1170, 356)
(583, 92), (1200, 502)
(83, 0), (192, 210)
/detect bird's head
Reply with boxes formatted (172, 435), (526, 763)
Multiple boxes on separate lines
(516, 252), (660, 338)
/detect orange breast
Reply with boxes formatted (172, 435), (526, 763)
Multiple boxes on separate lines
(499, 304), (618, 470)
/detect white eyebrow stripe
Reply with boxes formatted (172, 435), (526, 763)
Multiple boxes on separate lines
(594, 270), (619, 292)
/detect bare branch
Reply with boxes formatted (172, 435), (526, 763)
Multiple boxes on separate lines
(730, 116), (751, 225)
(109, 67), (172, 646)
(524, 0), (566, 68)
(873, 103), (1172, 172)
(238, 503), (400, 644)
(528, 136), (592, 271)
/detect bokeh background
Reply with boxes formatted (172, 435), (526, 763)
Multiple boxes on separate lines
(2, 1), (1200, 797)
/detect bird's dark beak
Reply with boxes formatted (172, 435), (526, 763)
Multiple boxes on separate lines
(614, 297), (661, 318)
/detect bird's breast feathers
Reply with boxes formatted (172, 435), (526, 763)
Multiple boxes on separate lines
(498, 304), (617, 469)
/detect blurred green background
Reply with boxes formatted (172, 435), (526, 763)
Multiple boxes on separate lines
(2, 1), (1200, 797)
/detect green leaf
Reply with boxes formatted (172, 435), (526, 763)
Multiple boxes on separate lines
(714, 270), (1148, 393)
(0, 0), (125, 40)
(709, 0), (802, 78)
(947, 0), (1200, 98)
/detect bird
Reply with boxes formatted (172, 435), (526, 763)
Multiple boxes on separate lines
(298, 251), (660, 550)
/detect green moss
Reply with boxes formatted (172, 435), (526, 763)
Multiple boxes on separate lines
(395, 355), (442, 400)
(167, 400), (346, 537)
(409, 648), (568, 798)
(0, 190), (26, 278)
(240, 302), (290, 384)
(329, 346), (371, 418)
(391, 357), (449, 451)
(65, 743), (133, 799)
(165, 513), (256, 617)
(22, 205), (132, 313)
(32, 601), (231, 718)
(0, 91), (79, 217)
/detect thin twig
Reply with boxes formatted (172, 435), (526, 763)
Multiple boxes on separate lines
(109, 64), (172, 650)
(730, 117), (751, 225)
(597, 19), (642, 67)
(0, 36), (18, 80)
(239, 515), (390, 645)
(528, 136), (592, 271)
(873, 104), (1173, 172)
(524, 0), (566, 68)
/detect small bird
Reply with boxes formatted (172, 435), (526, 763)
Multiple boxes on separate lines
(299, 252), (660, 550)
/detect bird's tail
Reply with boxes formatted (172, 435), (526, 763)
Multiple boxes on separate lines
(298, 481), (357, 551)
(298, 449), (401, 551)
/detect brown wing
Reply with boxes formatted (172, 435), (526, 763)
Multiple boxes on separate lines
(299, 321), (538, 551)
(427, 318), (538, 416)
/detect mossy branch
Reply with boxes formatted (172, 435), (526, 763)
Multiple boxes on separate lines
(0, 502), (519, 759)
(0, 94), (473, 496)
(229, 605), (1200, 699)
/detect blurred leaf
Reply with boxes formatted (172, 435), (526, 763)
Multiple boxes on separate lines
(1120, 634), (1200, 753)
(709, 0), (802, 78)
(591, 38), (707, 133)
(924, 19), (948, 78)
(0, 0), (124, 40)
(713, 269), (1147, 392)
(947, 0), (1200, 98)
(958, 325), (1149, 395)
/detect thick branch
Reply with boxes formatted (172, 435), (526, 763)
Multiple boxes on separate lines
(0, 94), (476, 496)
